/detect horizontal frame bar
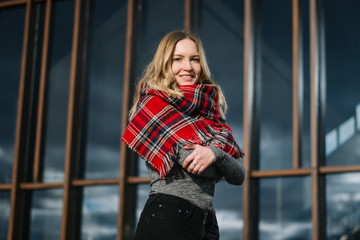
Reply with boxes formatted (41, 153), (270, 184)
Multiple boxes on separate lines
(0, 0), (26, 8)
(127, 177), (150, 184)
(72, 179), (120, 186)
(20, 182), (64, 190)
(319, 165), (360, 174)
(2, 163), (360, 191)
(0, 184), (13, 190)
(251, 168), (311, 178)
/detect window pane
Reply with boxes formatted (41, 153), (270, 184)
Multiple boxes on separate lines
(0, 7), (25, 183)
(80, 185), (119, 240)
(43, 0), (74, 182)
(135, 184), (150, 222)
(214, 181), (243, 239)
(82, 0), (126, 179)
(132, 184), (150, 238)
(29, 189), (63, 240)
(197, 0), (244, 238)
(258, 0), (293, 170)
(136, 0), (184, 177)
(326, 173), (360, 239)
(324, 0), (360, 166)
(0, 191), (10, 240)
(259, 177), (312, 239)
(137, 0), (184, 71)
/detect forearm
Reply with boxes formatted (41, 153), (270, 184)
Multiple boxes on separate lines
(208, 146), (245, 185)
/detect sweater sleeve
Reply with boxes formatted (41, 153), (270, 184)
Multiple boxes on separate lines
(208, 146), (245, 185)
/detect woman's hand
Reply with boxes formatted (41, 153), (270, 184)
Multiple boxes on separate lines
(182, 145), (215, 175)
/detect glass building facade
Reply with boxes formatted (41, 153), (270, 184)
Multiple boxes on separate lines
(0, 0), (359, 239)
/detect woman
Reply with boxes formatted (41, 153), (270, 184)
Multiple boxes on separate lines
(122, 31), (245, 240)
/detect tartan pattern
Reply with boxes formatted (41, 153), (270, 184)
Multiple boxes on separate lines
(122, 84), (244, 178)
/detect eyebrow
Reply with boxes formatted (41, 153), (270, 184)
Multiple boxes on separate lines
(172, 54), (200, 57)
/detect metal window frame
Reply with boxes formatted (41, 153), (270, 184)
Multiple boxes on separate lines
(1, 0), (360, 239)
(7, 1), (38, 239)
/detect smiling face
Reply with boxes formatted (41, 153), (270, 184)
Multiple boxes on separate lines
(171, 38), (202, 85)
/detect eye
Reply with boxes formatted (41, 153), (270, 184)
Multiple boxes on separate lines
(191, 58), (200, 62)
(173, 57), (182, 62)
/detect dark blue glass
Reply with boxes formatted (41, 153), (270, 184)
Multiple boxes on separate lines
(137, 0), (184, 73)
(258, 0), (293, 170)
(135, 184), (150, 222)
(0, 7), (25, 183)
(259, 177), (312, 239)
(80, 185), (118, 240)
(326, 173), (360, 239)
(43, 0), (74, 182)
(29, 189), (63, 240)
(324, 0), (360, 166)
(82, 0), (127, 179)
(214, 181), (244, 239)
(0, 191), (10, 240)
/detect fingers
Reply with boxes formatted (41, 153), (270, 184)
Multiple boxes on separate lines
(186, 160), (204, 175)
(182, 145), (214, 175)
(182, 150), (196, 168)
(184, 145), (195, 150)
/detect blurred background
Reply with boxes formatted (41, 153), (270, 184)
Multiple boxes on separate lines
(0, 0), (359, 239)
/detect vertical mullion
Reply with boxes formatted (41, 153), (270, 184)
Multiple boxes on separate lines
(243, 0), (259, 239)
(292, 0), (303, 169)
(61, 0), (88, 239)
(184, 0), (193, 32)
(310, 0), (326, 239)
(8, 0), (37, 239)
(118, 0), (139, 239)
(33, 0), (51, 182)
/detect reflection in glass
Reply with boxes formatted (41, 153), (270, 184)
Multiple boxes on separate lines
(0, 191), (10, 240)
(198, 1), (244, 239)
(135, 184), (150, 222)
(0, 7), (25, 183)
(326, 173), (360, 239)
(214, 181), (244, 239)
(80, 185), (118, 240)
(136, 0), (184, 177)
(82, 0), (126, 179)
(43, 0), (74, 182)
(259, 177), (312, 239)
(258, 0), (293, 170)
(29, 189), (63, 240)
(324, 0), (360, 166)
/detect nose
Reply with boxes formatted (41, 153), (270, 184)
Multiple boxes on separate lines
(182, 59), (193, 71)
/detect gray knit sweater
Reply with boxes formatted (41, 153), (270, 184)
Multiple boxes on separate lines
(147, 145), (245, 212)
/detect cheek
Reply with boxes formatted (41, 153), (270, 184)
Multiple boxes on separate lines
(195, 65), (202, 76)
(171, 63), (178, 74)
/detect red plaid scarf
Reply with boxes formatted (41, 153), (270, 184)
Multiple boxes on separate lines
(122, 84), (244, 178)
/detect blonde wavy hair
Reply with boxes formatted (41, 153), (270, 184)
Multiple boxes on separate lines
(129, 31), (228, 119)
